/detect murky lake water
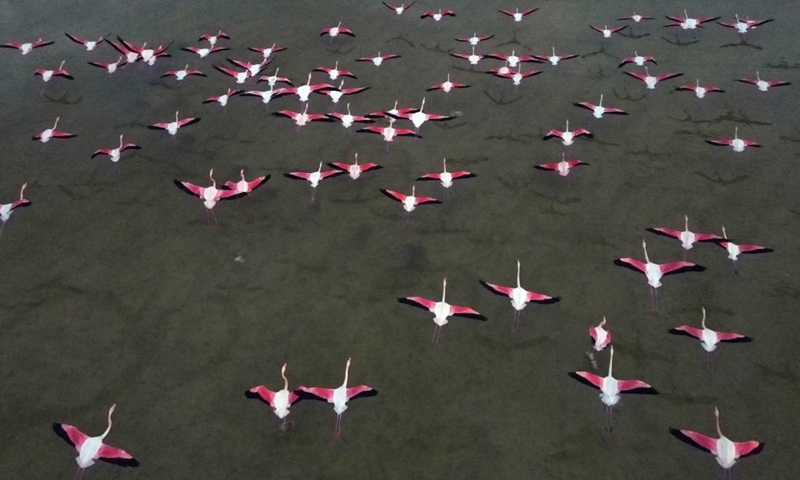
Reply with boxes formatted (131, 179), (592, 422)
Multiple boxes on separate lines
(1, 0), (798, 478)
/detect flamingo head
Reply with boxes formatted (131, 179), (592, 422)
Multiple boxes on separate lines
(600, 316), (607, 327)
(641, 239), (650, 262)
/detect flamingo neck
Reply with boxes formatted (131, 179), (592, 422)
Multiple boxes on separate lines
(684, 215), (689, 231)
(599, 94), (604, 106)
(281, 363), (289, 390)
(642, 241), (651, 263)
(714, 407), (722, 437)
(722, 226), (728, 239)
(608, 346), (614, 377)
(701, 307), (707, 329)
(118, 134), (124, 147)
(516, 260), (521, 288)
(101, 405), (115, 439)
(19, 183), (27, 199)
(354, 153), (359, 165)
(59, 60), (66, 70)
(342, 359), (351, 387)
(441, 278), (447, 302)
(442, 158), (447, 172)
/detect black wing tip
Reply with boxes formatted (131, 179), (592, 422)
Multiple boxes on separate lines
(568, 372), (601, 390)
(456, 312), (487, 321)
(479, 280), (504, 296)
(397, 297), (427, 310)
(537, 296), (561, 305)
(52, 423), (74, 447)
(613, 259), (643, 273)
(102, 457), (140, 468)
(668, 328), (694, 337)
(743, 442), (766, 458)
(669, 428), (713, 453)
(724, 336), (754, 344)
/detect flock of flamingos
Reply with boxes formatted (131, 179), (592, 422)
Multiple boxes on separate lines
(1, 3), (785, 478)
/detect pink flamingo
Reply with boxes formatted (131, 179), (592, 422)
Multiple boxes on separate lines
(247, 363), (301, 433)
(480, 260), (559, 331)
(399, 278), (485, 343)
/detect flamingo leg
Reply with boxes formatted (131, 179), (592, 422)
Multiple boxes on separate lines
(210, 209), (218, 225)
(334, 413), (343, 437)
(512, 310), (521, 333)
(311, 188), (317, 203)
(0, 222), (6, 239)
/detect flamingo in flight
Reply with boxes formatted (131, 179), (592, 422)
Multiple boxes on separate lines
(329, 153), (382, 180)
(33, 116), (76, 143)
(573, 94), (627, 118)
(615, 240), (704, 309)
(624, 67), (683, 90)
(279, 73), (336, 102)
(676, 79), (725, 99)
(534, 46), (578, 66)
(569, 345), (657, 432)
(203, 88), (242, 107)
(327, 102), (374, 129)
(322, 80), (369, 104)
(706, 127), (760, 153)
(480, 260), (559, 332)
(313, 60), (356, 81)
(88, 56), (127, 74)
(1, 37), (53, 55)
(716, 226), (773, 261)
(534, 152), (589, 177)
(0, 183), (30, 237)
(647, 215), (723, 251)
(589, 317), (611, 352)
(65, 33), (107, 51)
(247, 363), (301, 433)
(399, 278), (485, 343)
(590, 25), (628, 38)
(718, 15), (774, 34)
(53, 404), (139, 478)
(272, 104), (334, 128)
(284, 162), (343, 200)
(174, 169), (242, 222)
(618, 13), (653, 23)
(428, 73), (470, 93)
(417, 158), (475, 188)
(543, 120), (592, 146)
(670, 407), (764, 473)
(297, 358), (376, 437)
(358, 117), (420, 142)
(455, 33), (494, 46)
(736, 71), (791, 92)
(182, 45), (228, 58)
(500, 7), (538, 22)
(390, 97), (453, 134)
(321, 21), (355, 38)
(383, 2), (415, 15)
(669, 306), (752, 354)
(199, 30), (229, 45)
(664, 10), (720, 29)
(618, 52), (657, 68)
(224, 169), (269, 194)
(381, 184), (440, 218)
(450, 46), (486, 66)
(421, 9), (456, 21)
(92, 135), (141, 163)
(148, 111), (200, 139)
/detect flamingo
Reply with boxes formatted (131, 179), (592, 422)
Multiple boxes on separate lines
(241, 85), (284, 106)
(92, 135), (141, 163)
(590, 317), (611, 352)
(716, 226), (773, 261)
(569, 345), (657, 432)
(391, 97), (453, 133)
(383, 2), (415, 15)
(670, 307), (752, 353)
(65, 33), (107, 51)
(329, 153), (382, 180)
(33, 116), (76, 143)
(664, 10), (720, 29)
(116, 37), (172, 65)
(272, 104), (334, 127)
(214, 64), (251, 84)
(543, 120), (592, 146)
(161, 64), (205, 81)
(107, 39), (140, 63)
(534, 152), (589, 177)
(356, 52), (401, 66)
(35, 60), (73, 83)
(670, 407), (764, 473)
(284, 161), (343, 200)
(227, 58), (271, 78)
(676, 79), (725, 99)
(486, 49), (540, 68)
(280, 73), (336, 102)
(358, 118), (420, 141)
(590, 25), (628, 38)
(297, 358), (375, 437)
(534, 46), (578, 66)
(736, 71), (791, 92)
(199, 30), (229, 45)
(174, 169), (242, 221)
(320, 21), (355, 38)
(618, 13), (653, 23)
(323, 80), (369, 104)
(182, 45), (228, 58)
(248, 43), (287, 60)
(624, 66), (683, 90)
(53, 404), (139, 478)
(148, 111), (200, 137)
(400, 278), (485, 343)
(428, 73), (470, 93)
(257, 68), (293, 87)
(417, 158), (475, 188)
(615, 240), (704, 309)
(203, 88), (242, 107)
(573, 94), (627, 118)
(707, 127), (760, 153)
(618, 51), (657, 68)
(0, 183), (30, 237)
(450, 46), (485, 66)
(420, 9), (456, 21)
(647, 215), (723, 251)
(88, 56), (127, 74)
(500, 7), (538, 22)
(381, 184), (440, 215)
(327, 103), (374, 129)
(480, 260), (559, 331)
(718, 15), (774, 34)
(313, 60), (356, 81)
(224, 169), (269, 194)
(494, 64), (541, 85)
(455, 33), (494, 46)
(247, 363), (301, 433)
(1, 37), (53, 55)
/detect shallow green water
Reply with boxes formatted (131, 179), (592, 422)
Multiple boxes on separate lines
(1, 1), (799, 479)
